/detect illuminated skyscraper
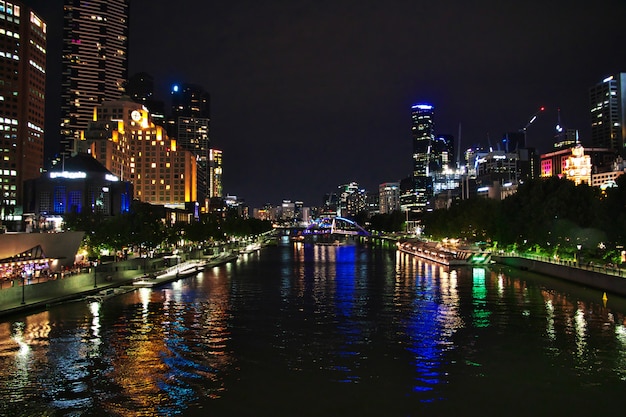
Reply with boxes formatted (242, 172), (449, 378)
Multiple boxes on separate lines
(402, 104), (434, 211)
(378, 182), (400, 214)
(411, 104), (434, 177)
(0, 1), (46, 218)
(590, 73), (626, 153)
(430, 134), (454, 172)
(170, 83), (210, 207)
(60, 0), (129, 156)
(78, 98), (197, 206)
(209, 148), (222, 198)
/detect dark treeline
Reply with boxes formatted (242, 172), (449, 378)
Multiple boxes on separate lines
(63, 201), (273, 258)
(420, 176), (626, 263)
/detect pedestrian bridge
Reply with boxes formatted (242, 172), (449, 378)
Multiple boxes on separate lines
(302, 217), (370, 236)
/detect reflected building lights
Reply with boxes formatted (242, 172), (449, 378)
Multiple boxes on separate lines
(89, 301), (101, 341)
(574, 304), (588, 358)
(139, 287), (151, 315)
(472, 268), (490, 328)
(545, 299), (556, 341)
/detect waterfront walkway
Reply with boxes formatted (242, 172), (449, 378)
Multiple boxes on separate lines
(499, 251), (625, 277)
(0, 250), (239, 318)
(0, 272), (134, 318)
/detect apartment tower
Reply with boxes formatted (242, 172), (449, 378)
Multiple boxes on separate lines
(0, 1), (46, 217)
(60, 0), (129, 157)
(590, 73), (626, 154)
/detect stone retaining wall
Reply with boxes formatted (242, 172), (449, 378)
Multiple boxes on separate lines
(493, 255), (626, 296)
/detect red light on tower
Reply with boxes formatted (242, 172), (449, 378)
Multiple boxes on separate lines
(540, 106), (545, 111)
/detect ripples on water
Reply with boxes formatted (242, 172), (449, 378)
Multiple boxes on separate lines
(1, 241), (626, 416)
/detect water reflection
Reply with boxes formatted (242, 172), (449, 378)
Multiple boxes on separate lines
(1, 244), (626, 415)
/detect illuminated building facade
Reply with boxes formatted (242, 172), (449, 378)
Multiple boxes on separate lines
(170, 84), (210, 207)
(378, 182), (400, 214)
(23, 153), (132, 219)
(540, 146), (617, 179)
(430, 134), (454, 172)
(591, 157), (626, 190)
(563, 145), (591, 185)
(209, 148), (223, 198)
(60, 0), (129, 157)
(411, 104), (434, 178)
(553, 128), (579, 150)
(590, 73), (626, 153)
(401, 104), (436, 212)
(78, 97), (197, 206)
(337, 182), (366, 217)
(0, 1), (46, 220)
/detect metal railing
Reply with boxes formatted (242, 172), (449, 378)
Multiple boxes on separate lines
(497, 251), (625, 277)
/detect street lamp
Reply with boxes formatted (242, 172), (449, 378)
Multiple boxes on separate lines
(576, 244), (582, 266)
(93, 260), (98, 288)
(21, 273), (25, 305)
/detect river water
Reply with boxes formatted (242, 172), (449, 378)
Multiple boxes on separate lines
(1, 239), (626, 416)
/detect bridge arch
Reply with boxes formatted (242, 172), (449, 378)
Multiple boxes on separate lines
(303, 217), (370, 236)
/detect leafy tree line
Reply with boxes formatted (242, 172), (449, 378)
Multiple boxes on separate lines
(63, 200), (272, 259)
(420, 176), (626, 263)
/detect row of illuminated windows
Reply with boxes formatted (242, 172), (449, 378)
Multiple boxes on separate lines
(0, 2), (20, 17)
(0, 29), (19, 40)
(0, 50), (18, 60)
(29, 59), (44, 74)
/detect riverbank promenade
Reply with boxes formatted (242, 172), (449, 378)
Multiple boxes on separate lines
(493, 252), (626, 297)
(0, 270), (133, 318)
(0, 248), (241, 318)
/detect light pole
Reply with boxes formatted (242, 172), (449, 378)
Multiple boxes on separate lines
(93, 260), (98, 288)
(21, 273), (25, 305)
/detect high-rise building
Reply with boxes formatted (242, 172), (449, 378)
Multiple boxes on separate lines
(60, 0), (129, 157)
(378, 182), (400, 214)
(169, 83), (210, 207)
(430, 134), (454, 172)
(411, 104), (434, 177)
(590, 73), (626, 153)
(78, 97), (197, 206)
(208, 148), (222, 198)
(0, 1), (46, 220)
(403, 104), (435, 211)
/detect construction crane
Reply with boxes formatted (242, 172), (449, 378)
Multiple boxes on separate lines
(520, 106), (545, 148)
(522, 106), (545, 132)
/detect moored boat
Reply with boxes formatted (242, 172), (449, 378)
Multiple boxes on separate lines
(397, 240), (491, 266)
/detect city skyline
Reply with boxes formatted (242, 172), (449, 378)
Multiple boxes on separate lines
(23, 0), (626, 208)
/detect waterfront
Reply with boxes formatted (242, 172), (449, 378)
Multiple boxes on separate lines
(1, 240), (626, 416)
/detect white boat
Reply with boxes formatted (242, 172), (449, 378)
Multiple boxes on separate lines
(86, 287), (133, 303)
(239, 243), (261, 254)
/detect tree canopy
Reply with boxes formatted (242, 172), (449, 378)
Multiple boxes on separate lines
(420, 177), (626, 263)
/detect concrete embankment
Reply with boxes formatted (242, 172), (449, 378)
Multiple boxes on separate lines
(492, 255), (626, 297)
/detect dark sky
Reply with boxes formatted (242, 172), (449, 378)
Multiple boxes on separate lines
(24, 0), (626, 208)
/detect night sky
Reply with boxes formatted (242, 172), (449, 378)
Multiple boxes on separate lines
(23, 0), (626, 208)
